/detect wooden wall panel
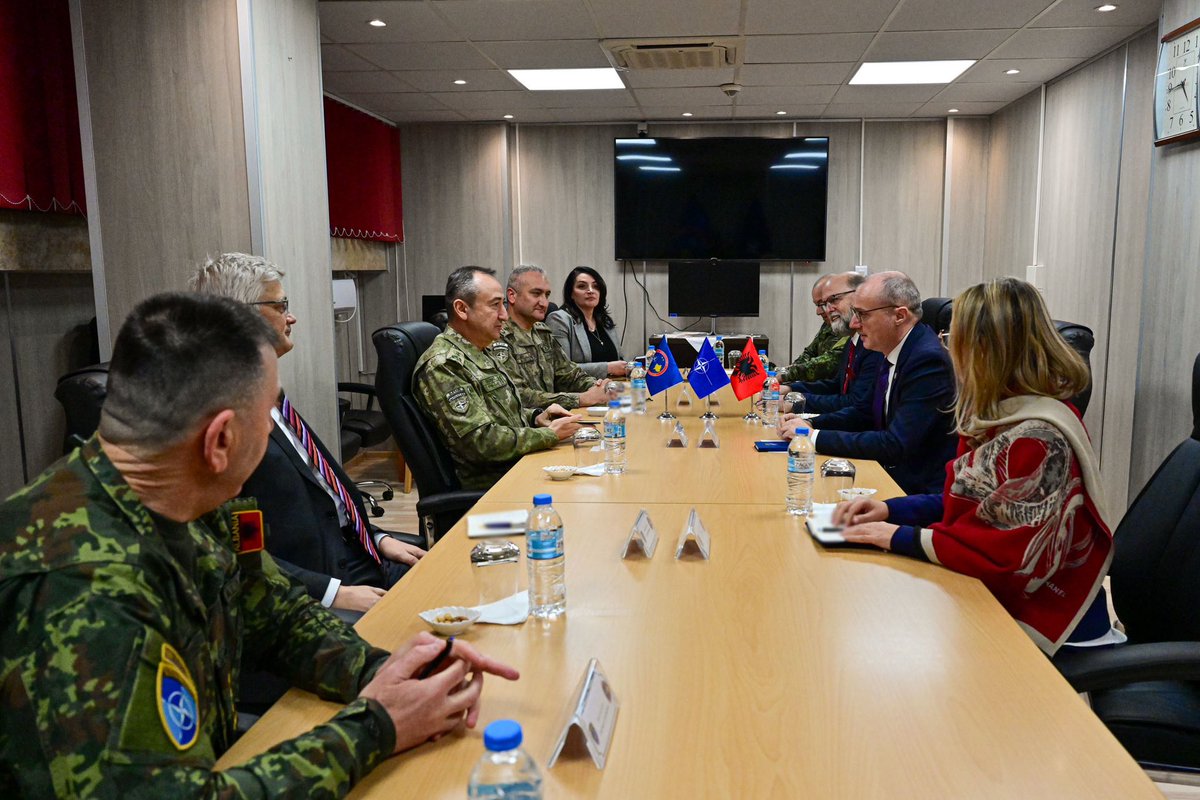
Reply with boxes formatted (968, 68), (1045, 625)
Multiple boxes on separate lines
(861, 121), (946, 299)
(983, 89), (1041, 279)
(943, 118), (990, 296)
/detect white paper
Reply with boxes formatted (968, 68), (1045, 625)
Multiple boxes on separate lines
(467, 509), (529, 539)
(805, 503), (845, 544)
(471, 590), (530, 624)
(586, 406), (608, 415)
(574, 463), (607, 477)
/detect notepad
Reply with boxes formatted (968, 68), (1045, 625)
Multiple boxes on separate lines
(467, 509), (528, 538)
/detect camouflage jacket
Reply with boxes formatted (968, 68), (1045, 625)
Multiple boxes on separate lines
(494, 320), (595, 410)
(413, 327), (558, 490)
(776, 323), (849, 384)
(0, 436), (394, 798)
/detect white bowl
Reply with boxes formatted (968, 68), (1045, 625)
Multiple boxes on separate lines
(543, 465), (575, 481)
(837, 487), (878, 501)
(418, 606), (481, 636)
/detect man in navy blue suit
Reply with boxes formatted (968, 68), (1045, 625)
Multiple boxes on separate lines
(784, 271), (956, 495)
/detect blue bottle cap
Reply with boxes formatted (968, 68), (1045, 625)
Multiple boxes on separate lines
(533, 494), (552, 506)
(794, 427), (810, 435)
(483, 719), (523, 751)
(608, 399), (620, 408)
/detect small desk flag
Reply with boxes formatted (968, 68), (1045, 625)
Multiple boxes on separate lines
(687, 337), (731, 399)
(645, 335), (684, 396)
(730, 337), (767, 400)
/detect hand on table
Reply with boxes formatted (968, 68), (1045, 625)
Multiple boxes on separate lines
(332, 584), (386, 612)
(832, 498), (890, 527)
(577, 381), (610, 407)
(606, 360), (629, 377)
(378, 536), (426, 566)
(839, 522), (899, 550)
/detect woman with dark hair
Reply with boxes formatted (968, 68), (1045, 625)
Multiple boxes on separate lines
(546, 266), (628, 378)
(834, 277), (1121, 655)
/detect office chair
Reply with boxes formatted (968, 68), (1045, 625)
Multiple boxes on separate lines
(372, 321), (485, 547)
(53, 363), (109, 453)
(1192, 352), (1200, 441)
(919, 297), (953, 335)
(1053, 437), (1200, 772)
(338, 380), (410, 499)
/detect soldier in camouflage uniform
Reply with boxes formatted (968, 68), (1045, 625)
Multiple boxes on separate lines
(776, 274), (850, 384)
(414, 267), (581, 491)
(0, 293), (518, 797)
(494, 266), (611, 410)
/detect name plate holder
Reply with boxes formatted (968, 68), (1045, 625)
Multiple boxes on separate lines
(547, 658), (620, 770)
(698, 417), (720, 448)
(674, 507), (712, 559)
(666, 421), (688, 448)
(620, 509), (659, 558)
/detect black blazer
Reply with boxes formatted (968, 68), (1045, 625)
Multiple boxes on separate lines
(811, 323), (957, 495)
(790, 337), (884, 415)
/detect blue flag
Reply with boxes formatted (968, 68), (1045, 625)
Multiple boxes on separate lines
(688, 337), (731, 399)
(645, 335), (683, 396)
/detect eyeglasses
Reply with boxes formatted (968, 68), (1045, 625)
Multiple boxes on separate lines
(248, 297), (289, 314)
(848, 304), (897, 320)
(817, 289), (855, 309)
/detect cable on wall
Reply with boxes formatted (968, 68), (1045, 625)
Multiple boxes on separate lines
(3, 273), (29, 483)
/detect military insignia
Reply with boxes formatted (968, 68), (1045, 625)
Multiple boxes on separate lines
(491, 341), (511, 362)
(156, 643), (199, 751)
(446, 386), (470, 414)
(647, 347), (670, 377)
(231, 509), (264, 554)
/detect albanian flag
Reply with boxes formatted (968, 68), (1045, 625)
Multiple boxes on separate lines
(730, 337), (767, 400)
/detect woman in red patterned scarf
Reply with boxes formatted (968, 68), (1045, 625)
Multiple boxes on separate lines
(835, 277), (1121, 655)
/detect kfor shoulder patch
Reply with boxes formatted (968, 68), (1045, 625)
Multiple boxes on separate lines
(446, 386), (470, 414)
(157, 643), (199, 751)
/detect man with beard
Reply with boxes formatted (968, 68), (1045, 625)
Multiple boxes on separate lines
(776, 275), (847, 384)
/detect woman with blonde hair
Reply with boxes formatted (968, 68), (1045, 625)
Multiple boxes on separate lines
(835, 277), (1119, 654)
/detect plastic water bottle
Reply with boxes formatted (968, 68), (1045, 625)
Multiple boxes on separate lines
(787, 427), (815, 516)
(468, 719), (543, 799)
(713, 335), (725, 367)
(760, 348), (770, 371)
(764, 370), (781, 428)
(629, 362), (648, 414)
(604, 400), (627, 474)
(527, 495), (565, 619)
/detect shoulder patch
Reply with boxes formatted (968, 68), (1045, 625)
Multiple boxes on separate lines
(446, 386), (470, 414)
(491, 341), (511, 363)
(157, 643), (199, 751)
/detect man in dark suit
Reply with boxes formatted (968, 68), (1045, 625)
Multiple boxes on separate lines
(790, 271), (956, 495)
(190, 254), (424, 615)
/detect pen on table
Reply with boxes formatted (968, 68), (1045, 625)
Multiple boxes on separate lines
(418, 636), (455, 679)
(484, 521), (524, 530)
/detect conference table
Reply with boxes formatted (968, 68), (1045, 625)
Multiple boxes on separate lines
(219, 385), (1161, 798)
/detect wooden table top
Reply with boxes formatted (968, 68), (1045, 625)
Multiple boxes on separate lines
(218, 385), (1161, 798)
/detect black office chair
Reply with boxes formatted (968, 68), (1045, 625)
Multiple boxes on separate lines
(1191, 352), (1200, 442)
(53, 363), (110, 453)
(1054, 321), (1094, 417)
(1053, 437), (1200, 772)
(372, 322), (484, 547)
(919, 297), (953, 335)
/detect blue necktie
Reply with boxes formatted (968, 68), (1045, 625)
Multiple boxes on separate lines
(872, 359), (892, 430)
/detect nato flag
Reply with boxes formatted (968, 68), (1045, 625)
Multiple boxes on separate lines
(645, 335), (684, 396)
(688, 337), (731, 399)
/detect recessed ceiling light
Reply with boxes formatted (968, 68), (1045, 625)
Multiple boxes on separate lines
(1005, 68), (1021, 75)
(503, 114), (514, 120)
(948, 108), (960, 113)
(453, 79), (468, 85)
(507, 68), (623, 91)
(681, 112), (693, 117)
(1096, 4), (1118, 11)
(776, 110), (788, 116)
(850, 60), (975, 85)
(367, 19), (386, 27)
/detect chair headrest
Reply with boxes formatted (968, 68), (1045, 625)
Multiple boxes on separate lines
(1053, 320), (1095, 357)
(54, 362), (111, 443)
(920, 297), (953, 334)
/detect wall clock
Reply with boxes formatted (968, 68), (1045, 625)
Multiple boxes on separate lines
(1156, 17), (1200, 146)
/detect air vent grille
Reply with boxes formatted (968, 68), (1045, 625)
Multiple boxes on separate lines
(603, 37), (742, 71)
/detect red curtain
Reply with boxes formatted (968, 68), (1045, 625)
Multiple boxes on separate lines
(0, 0), (86, 214)
(324, 96), (403, 242)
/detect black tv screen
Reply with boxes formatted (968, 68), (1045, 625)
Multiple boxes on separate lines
(614, 136), (828, 261)
(668, 260), (760, 317)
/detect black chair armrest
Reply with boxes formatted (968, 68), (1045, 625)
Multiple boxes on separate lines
(338, 381), (379, 410)
(416, 490), (486, 519)
(379, 530), (427, 549)
(1054, 641), (1200, 693)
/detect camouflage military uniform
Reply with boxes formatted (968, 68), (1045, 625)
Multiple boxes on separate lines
(0, 436), (394, 798)
(414, 327), (558, 490)
(776, 323), (849, 384)
(494, 320), (596, 410)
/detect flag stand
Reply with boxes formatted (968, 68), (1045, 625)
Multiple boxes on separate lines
(700, 394), (717, 420)
(657, 387), (676, 421)
(743, 391), (762, 424)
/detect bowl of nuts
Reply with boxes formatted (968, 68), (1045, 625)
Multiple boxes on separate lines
(418, 606), (481, 636)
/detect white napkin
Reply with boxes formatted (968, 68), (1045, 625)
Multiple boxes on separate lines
(574, 463), (606, 476)
(472, 591), (530, 624)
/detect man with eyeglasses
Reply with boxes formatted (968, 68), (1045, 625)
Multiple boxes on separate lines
(775, 275), (848, 384)
(783, 271), (956, 495)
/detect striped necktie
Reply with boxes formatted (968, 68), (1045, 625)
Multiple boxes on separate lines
(279, 393), (380, 563)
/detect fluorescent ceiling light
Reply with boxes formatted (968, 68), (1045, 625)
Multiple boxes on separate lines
(850, 60), (975, 85)
(503, 114), (514, 119)
(681, 112), (693, 117)
(616, 138), (657, 146)
(453, 79), (468, 85)
(1096, 4), (1117, 11)
(771, 164), (819, 170)
(784, 152), (827, 159)
(804, 137), (828, 142)
(1005, 69), (1021, 75)
(508, 68), (623, 91)
(616, 155), (672, 162)
(640, 166), (681, 172)
(367, 19), (386, 27)
(776, 110), (787, 116)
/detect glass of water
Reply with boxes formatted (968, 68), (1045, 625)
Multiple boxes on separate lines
(819, 458), (856, 504)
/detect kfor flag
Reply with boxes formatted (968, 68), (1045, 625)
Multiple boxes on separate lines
(687, 337), (731, 399)
(645, 335), (684, 396)
(730, 337), (767, 400)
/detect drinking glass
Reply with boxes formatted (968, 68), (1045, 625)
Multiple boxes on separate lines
(818, 458), (856, 504)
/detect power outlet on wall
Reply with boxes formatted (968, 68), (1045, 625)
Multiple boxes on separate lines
(1025, 264), (1044, 291)
(854, 265), (869, 276)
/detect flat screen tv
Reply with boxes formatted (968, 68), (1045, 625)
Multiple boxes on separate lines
(668, 260), (760, 318)
(614, 136), (828, 261)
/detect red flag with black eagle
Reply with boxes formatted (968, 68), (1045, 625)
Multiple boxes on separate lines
(730, 337), (767, 400)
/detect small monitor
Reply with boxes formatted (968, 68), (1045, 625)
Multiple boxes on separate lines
(667, 261), (760, 317)
(421, 294), (446, 323)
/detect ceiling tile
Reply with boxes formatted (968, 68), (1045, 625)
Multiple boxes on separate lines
(733, 104), (831, 119)
(623, 68), (737, 89)
(338, 92), (454, 111)
(991, 25), (1145, 59)
(588, 0), (740, 38)
(632, 86), (736, 106)
(738, 62), (857, 86)
(1030, 0), (1161, 29)
(832, 84), (943, 103)
(428, 90), (546, 110)
(535, 89), (637, 108)
(636, 105), (736, 121)
(321, 70), (418, 94)
(384, 109), (467, 123)
(743, 33), (876, 64)
(550, 106), (652, 122)
(864, 29), (1015, 61)
(396, 69), (523, 92)
(915, 100), (1007, 115)
(488, 110), (560, 122)
(736, 85), (840, 105)
(745, 0), (901, 35)
(346, 42), (496, 70)
(888, 0), (1050, 31)
(475, 39), (611, 69)
(318, 2), (462, 43)
(321, 44), (382, 71)
(821, 102), (924, 117)
(957, 57), (1086, 82)
(932, 81), (1042, 102)
(432, 0), (597, 41)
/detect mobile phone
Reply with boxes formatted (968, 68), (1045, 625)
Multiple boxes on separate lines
(753, 440), (789, 452)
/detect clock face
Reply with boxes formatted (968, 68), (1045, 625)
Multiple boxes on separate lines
(1157, 27), (1200, 142)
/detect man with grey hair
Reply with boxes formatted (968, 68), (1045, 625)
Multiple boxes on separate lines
(414, 266), (581, 490)
(784, 270), (956, 495)
(776, 274), (848, 384)
(191, 253), (425, 616)
(495, 265), (610, 410)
